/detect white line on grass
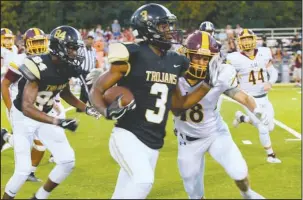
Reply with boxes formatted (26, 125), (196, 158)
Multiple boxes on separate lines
(285, 138), (301, 142)
(242, 140), (252, 144)
(65, 107), (75, 112)
(222, 96), (301, 140)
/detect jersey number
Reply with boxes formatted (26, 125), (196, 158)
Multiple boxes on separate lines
(35, 91), (54, 111)
(145, 83), (168, 124)
(180, 103), (204, 123)
(249, 69), (264, 85)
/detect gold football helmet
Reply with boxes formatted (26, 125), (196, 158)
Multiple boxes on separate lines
(237, 29), (257, 51)
(1, 28), (15, 50)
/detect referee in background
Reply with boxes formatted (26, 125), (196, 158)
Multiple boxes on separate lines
(76, 33), (99, 112)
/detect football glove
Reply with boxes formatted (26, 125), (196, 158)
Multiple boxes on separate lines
(86, 106), (102, 119)
(105, 95), (136, 120)
(86, 68), (105, 85)
(253, 107), (269, 126)
(57, 119), (79, 132)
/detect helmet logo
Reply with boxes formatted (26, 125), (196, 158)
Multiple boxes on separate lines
(54, 29), (66, 40)
(140, 10), (148, 21)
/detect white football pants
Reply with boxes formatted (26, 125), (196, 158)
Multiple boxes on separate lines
(177, 121), (248, 199)
(4, 104), (75, 197)
(109, 127), (159, 199)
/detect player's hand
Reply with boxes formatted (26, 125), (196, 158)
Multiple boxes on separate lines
(86, 106), (102, 119)
(253, 107), (269, 126)
(105, 95), (136, 120)
(263, 83), (272, 92)
(86, 68), (105, 85)
(56, 118), (79, 132)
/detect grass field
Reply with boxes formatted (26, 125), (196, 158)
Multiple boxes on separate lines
(1, 85), (301, 199)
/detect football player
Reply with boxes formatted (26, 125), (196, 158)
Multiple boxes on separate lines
(1, 27), (51, 182)
(89, 3), (212, 199)
(226, 29), (281, 163)
(173, 31), (266, 199)
(1, 28), (18, 97)
(2, 25), (101, 200)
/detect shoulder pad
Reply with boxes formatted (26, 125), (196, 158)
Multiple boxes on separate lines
(122, 42), (140, 54)
(19, 57), (41, 81)
(108, 43), (131, 63)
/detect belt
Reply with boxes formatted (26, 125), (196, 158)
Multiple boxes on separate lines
(174, 129), (200, 141)
(253, 93), (267, 98)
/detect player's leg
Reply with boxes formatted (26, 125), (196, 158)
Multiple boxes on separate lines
(3, 105), (36, 199)
(208, 127), (265, 199)
(109, 127), (159, 199)
(49, 101), (66, 163)
(32, 121), (75, 199)
(27, 139), (46, 182)
(177, 132), (208, 199)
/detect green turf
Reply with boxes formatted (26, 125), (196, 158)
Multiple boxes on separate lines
(1, 86), (301, 199)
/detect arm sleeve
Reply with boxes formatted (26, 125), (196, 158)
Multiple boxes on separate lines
(267, 65), (278, 85)
(4, 68), (22, 82)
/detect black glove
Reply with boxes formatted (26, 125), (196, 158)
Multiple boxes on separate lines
(57, 119), (78, 132)
(86, 106), (102, 119)
(105, 95), (136, 120)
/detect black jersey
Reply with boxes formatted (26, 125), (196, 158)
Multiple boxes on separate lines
(113, 42), (189, 149)
(14, 54), (72, 113)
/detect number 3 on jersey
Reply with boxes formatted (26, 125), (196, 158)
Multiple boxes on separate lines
(145, 83), (168, 124)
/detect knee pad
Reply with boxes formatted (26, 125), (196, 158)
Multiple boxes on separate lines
(33, 143), (46, 151)
(228, 158), (248, 180)
(49, 160), (75, 184)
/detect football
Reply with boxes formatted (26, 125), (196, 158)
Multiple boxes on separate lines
(103, 86), (134, 106)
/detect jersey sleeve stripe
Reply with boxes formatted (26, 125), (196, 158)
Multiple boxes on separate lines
(23, 58), (40, 80)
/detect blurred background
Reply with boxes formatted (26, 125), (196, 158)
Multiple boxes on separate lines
(1, 1), (302, 83)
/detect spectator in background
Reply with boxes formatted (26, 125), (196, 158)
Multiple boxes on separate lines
(111, 19), (121, 39)
(292, 50), (302, 87)
(235, 24), (243, 36)
(76, 34), (99, 112)
(103, 26), (112, 42)
(95, 24), (103, 35)
(225, 24), (234, 39)
(227, 37), (237, 53)
(217, 29), (227, 42)
(88, 27), (95, 38)
(93, 40), (105, 70)
(15, 30), (23, 43)
(291, 33), (302, 52)
(82, 28), (88, 39)
(262, 33), (267, 47)
(95, 29), (104, 42)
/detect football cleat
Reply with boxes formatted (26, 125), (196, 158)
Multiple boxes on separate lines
(267, 153), (282, 164)
(27, 172), (42, 182)
(233, 111), (245, 128)
(240, 190), (265, 199)
(1, 128), (8, 151)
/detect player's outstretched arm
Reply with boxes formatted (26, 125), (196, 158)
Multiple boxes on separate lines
(224, 87), (256, 112)
(1, 68), (21, 111)
(90, 63), (128, 117)
(60, 83), (86, 112)
(171, 83), (210, 115)
(22, 80), (57, 124)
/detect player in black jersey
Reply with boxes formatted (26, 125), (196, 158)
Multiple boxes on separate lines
(89, 3), (211, 198)
(2, 25), (101, 200)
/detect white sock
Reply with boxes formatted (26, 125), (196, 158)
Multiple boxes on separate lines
(265, 148), (274, 155)
(241, 188), (253, 198)
(31, 166), (37, 173)
(35, 186), (50, 199)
